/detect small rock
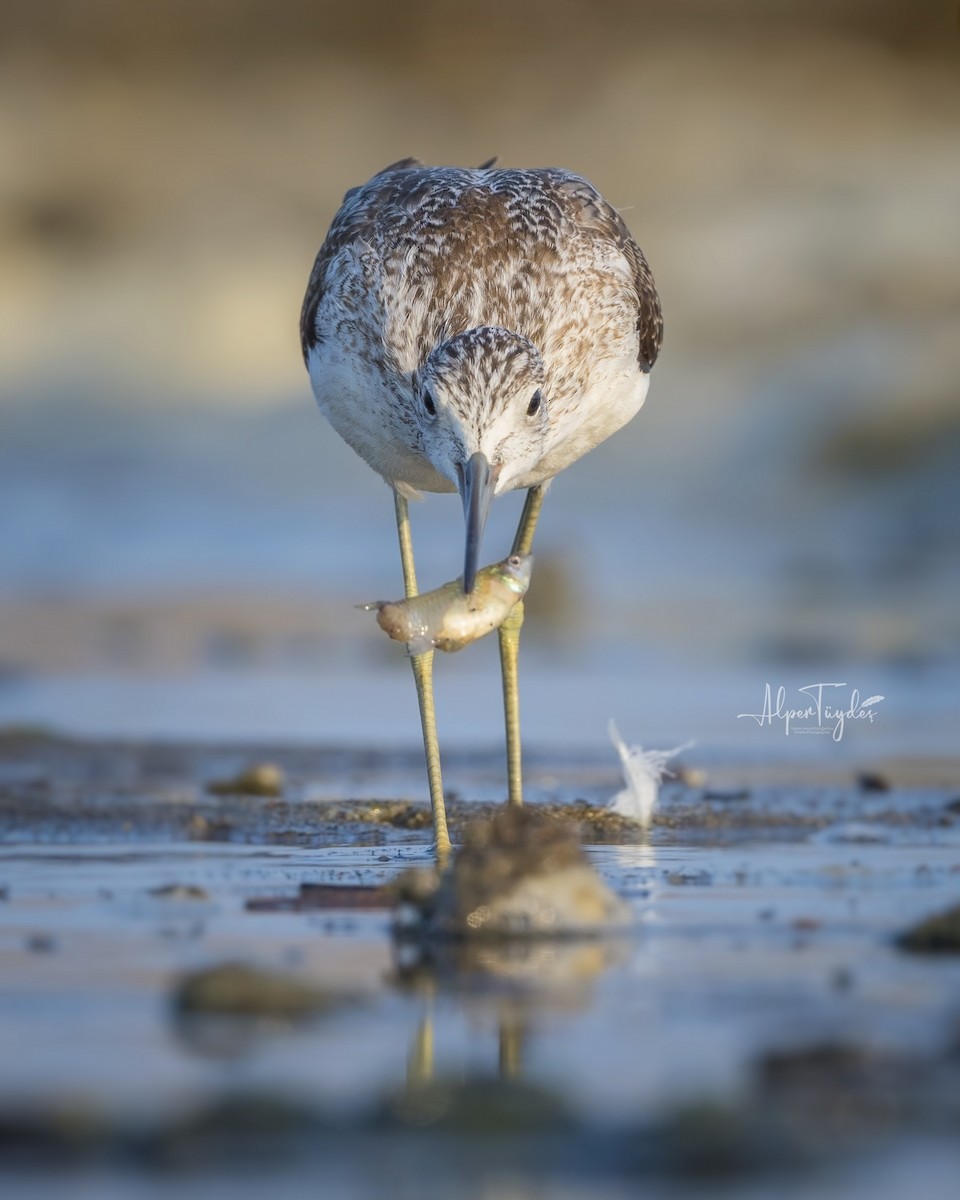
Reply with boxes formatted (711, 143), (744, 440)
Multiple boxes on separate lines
(830, 966), (855, 991)
(665, 869), (713, 886)
(206, 763), (285, 798)
(755, 1040), (921, 1120)
(703, 788), (750, 802)
(896, 904), (960, 953)
(174, 962), (339, 1019)
(856, 770), (890, 793)
(655, 1099), (797, 1177)
(396, 807), (631, 938)
(150, 884), (210, 901)
(25, 933), (56, 953)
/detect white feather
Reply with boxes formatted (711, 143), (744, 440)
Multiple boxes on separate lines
(608, 720), (693, 829)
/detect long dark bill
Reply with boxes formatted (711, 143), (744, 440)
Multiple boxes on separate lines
(458, 451), (498, 594)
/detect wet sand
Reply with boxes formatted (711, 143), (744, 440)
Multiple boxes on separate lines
(2, 734), (960, 1198)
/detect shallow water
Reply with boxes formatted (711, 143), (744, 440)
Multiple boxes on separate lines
(2, 739), (960, 1197)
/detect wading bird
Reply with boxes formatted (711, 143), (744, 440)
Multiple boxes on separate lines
(301, 159), (662, 856)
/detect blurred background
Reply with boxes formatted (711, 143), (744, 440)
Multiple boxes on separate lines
(1, 0), (958, 755)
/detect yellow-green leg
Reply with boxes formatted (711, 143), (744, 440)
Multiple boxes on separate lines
(394, 491), (451, 860)
(407, 1007), (435, 1087)
(498, 1018), (526, 1080)
(498, 484), (546, 806)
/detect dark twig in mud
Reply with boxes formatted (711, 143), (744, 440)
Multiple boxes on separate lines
(246, 882), (396, 912)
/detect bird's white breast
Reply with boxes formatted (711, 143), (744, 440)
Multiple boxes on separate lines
(521, 355), (650, 488)
(307, 342), (454, 496)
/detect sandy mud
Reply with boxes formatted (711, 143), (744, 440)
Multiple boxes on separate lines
(1, 733), (959, 1199)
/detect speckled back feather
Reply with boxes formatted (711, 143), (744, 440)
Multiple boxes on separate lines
(301, 160), (661, 373)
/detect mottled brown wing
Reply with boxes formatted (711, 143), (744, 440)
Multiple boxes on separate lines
(624, 234), (663, 372)
(299, 158), (425, 363)
(556, 176), (663, 372)
(300, 241), (335, 363)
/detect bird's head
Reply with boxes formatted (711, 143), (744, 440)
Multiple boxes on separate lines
(415, 326), (548, 592)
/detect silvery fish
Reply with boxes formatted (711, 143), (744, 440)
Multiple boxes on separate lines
(361, 554), (533, 654)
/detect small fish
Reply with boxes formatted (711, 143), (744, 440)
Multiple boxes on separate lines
(361, 554), (533, 654)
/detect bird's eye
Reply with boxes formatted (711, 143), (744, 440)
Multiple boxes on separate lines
(527, 389), (542, 417)
(422, 389), (437, 417)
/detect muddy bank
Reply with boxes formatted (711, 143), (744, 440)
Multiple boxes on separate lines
(2, 733), (958, 848)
